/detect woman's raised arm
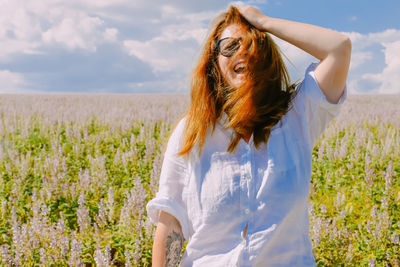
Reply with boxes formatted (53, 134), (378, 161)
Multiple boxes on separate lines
(152, 211), (184, 267)
(238, 6), (351, 104)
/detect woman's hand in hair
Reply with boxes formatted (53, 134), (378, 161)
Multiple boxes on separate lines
(239, 6), (351, 104)
(238, 6), (270, 31)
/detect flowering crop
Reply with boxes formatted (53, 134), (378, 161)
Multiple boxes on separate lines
(0, 94), (399, 266)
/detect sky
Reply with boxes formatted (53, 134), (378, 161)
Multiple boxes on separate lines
(0, 0), (399, 94)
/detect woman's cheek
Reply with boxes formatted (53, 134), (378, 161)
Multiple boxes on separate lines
(218, 57), (229, 74)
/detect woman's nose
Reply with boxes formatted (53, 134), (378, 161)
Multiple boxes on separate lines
(237, 44), (248, 57)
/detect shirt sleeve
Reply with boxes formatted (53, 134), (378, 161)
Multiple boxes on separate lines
(146, 117), (191, 240)
(292, 62), (347, 147)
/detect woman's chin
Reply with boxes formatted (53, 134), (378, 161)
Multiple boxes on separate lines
(231, 74), (247, 88)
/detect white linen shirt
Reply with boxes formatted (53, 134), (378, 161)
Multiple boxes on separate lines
(146, 63), (347, 266)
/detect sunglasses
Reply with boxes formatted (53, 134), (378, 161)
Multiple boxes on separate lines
(216, 37), (243, 57)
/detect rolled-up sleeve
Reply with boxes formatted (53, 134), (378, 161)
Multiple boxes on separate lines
(292, 63), (347, 146)
(146, 117), (191, 240)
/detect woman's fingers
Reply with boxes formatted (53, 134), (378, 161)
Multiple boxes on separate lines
(238, 6), (269, 31)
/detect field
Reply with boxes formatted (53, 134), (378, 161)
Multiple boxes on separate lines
(0, 94), (399, 266)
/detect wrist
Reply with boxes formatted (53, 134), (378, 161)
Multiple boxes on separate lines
(259, 16), (272, 32)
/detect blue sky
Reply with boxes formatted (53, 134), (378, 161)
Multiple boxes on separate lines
(0, 0), (399, 94)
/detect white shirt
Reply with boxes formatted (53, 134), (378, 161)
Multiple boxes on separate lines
(146, 63), (347, 266)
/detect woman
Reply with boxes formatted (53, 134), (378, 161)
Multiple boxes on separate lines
(147, 5), (351, 267)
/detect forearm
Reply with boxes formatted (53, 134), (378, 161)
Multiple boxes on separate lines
(238, 6), (350, 61)
(153, 211), (184, 267)
(261, 17), (350, 60)
(238, 6), (351, 103)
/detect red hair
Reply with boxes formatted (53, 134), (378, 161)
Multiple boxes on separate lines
(178, 6), (297, 156)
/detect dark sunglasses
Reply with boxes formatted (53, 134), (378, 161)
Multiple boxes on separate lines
(216, 37), (243, 57)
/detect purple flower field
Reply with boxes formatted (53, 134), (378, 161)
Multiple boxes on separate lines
(0, 94), (398, 266)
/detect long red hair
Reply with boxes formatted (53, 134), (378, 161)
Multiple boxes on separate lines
(178, 6), (297, 156)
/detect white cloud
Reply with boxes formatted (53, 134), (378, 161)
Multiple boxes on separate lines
(369, 29), (400, 43)
(229, 1), (248, 7)
(369, 41), (400, 94)
(270, 29), (400, 93)
(42, 15), (104, 52)
(344, 29), (400, 94)
(0, 0), (235, 93)
(0, 39), (42, 62)
(0, 0), (398, 94)
(103, 28), (118, 42)
(0, 1), (42, 61)
(272, 36), (315, 80)
(0, 0), (121, 59)
(122, 7), (215, 73)
(349, 51), (373, 70)
(124, 37), (198, 73)
(0, 0), (228, 60)
(0, 70), (27, 93)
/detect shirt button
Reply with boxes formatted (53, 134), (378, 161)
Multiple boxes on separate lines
(245, 208), (250, 214)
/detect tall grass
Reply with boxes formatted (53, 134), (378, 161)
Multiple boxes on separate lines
(0, 94), (399, 266)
